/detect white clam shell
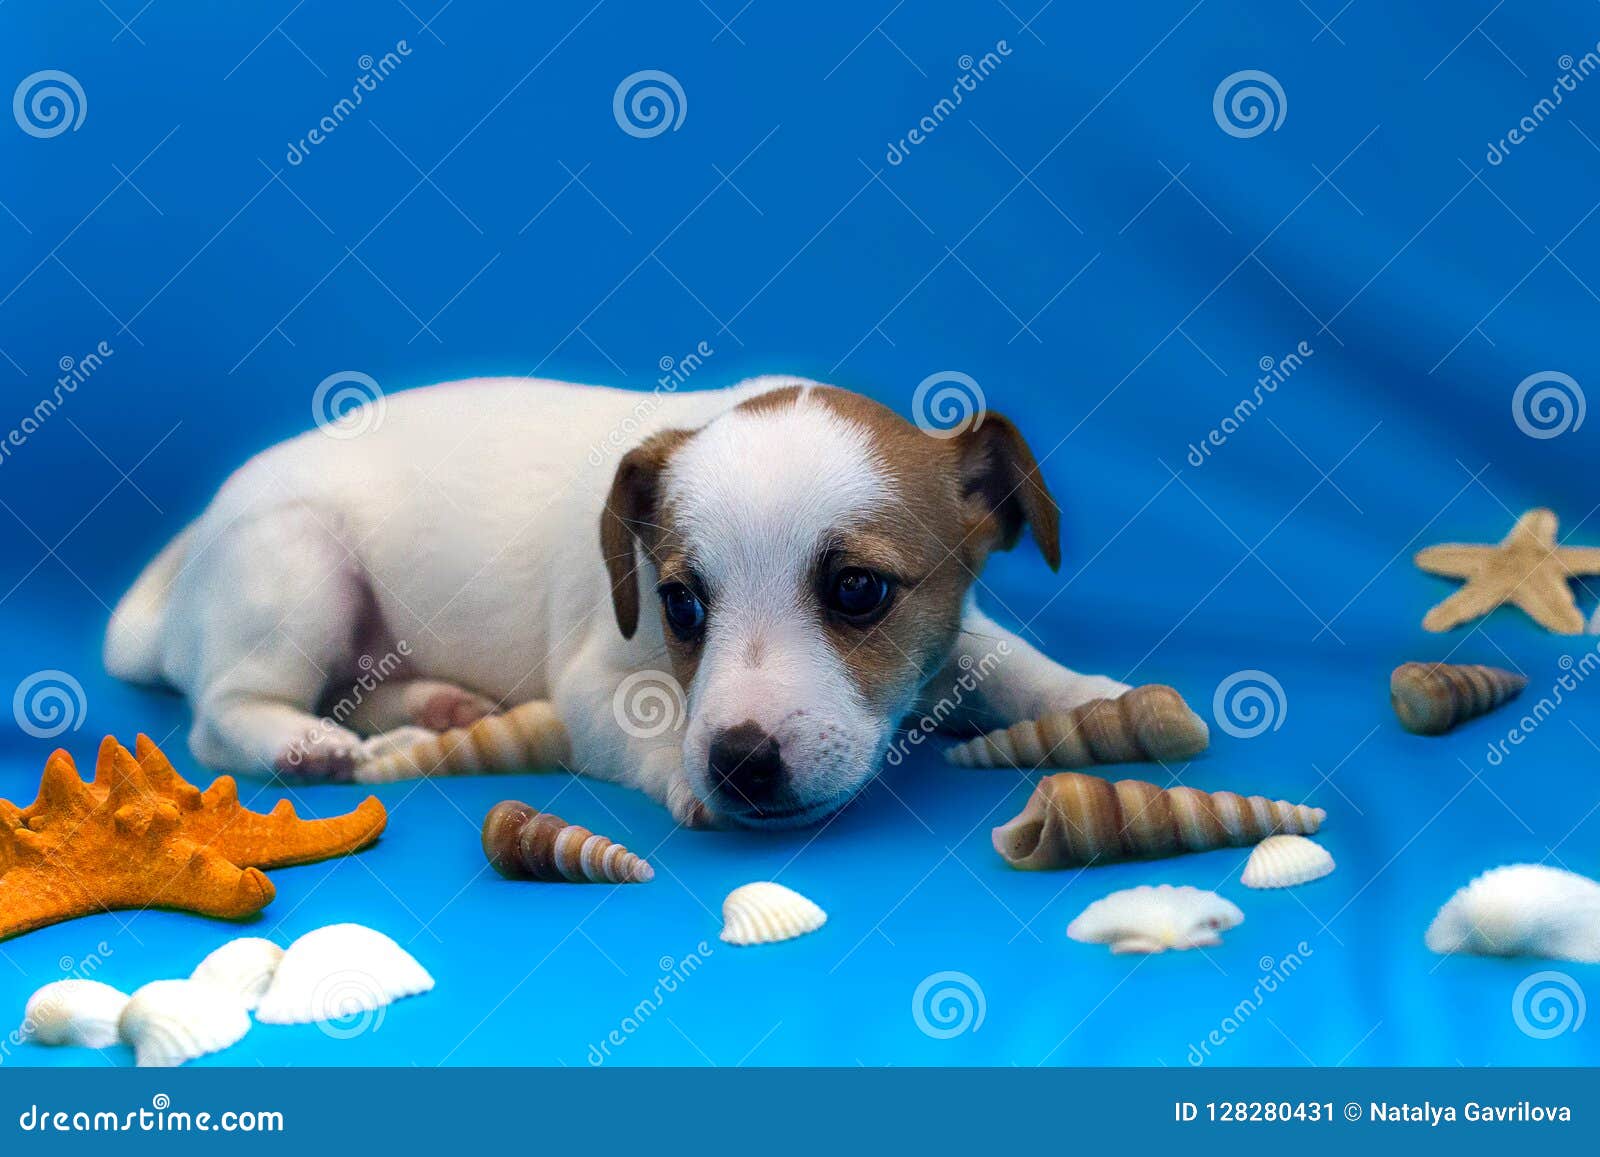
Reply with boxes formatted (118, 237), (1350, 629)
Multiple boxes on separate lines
(1067, 885), (1244, 954)
(255, 923), (434, 1025)
(1241, 835), (1335, 890)
(118, 979), (251, 1068)
(720, 882), (827, 946)
(1426, 864), (1600, 962)
(191, 937), (285, 1011)
(21, 980), (130, 1049)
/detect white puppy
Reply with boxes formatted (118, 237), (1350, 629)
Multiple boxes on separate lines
(105, 376), (1128, 828)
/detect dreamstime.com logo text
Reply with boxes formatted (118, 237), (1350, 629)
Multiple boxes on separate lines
(284, 642), (411, 768)
(1487, 47), (1600, 164)
(1485, 642), (1600, 766)
(587, 339), (715, 465)
(286, 41), (412, 164)
(885, 640), (1011, 766)
(0, 341), (114, 469)
(587, 941), (714, 1063)
(1186, 942), (1313, 1064)
(2, 941), (113, 1066)
(1186, 340), (1312, 467)
(17, 1095), (283, 1134)
(885, 42), (1012, 165)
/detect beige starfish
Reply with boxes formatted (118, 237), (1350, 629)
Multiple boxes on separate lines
(1415, 508), (1600, 634)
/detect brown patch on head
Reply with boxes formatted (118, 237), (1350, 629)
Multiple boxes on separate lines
(599, 427), (693, 638)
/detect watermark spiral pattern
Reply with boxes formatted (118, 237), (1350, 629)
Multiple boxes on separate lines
(1512, 970), (1586, 1039)
(613, 70), (686, 138)
(310, 970), (389, 1040)
(1511, 370), (1585, 439)
(1212, 70), (1286, 138)
(912, 970), (987, 1039)
(13, 70), (86, 138)
(1212, 669), (1287, 739)
(13, 669), (87, 739)
(911, 371), (985, 439)
(612, 669), (688, 739)
(311, 371), (386, 439)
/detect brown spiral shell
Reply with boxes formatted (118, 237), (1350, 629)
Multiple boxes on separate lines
(1390, 662), (1527, 736)
(945, 685), (1209, 769)
(481, 800), (653, 883)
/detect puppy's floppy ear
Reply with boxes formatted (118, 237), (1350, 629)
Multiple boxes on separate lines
(599, 429), (692, 638)
(952, 412), (1061, 571)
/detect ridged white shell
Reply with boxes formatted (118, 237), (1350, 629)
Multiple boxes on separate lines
(720, 882), (827, 946)
(255, 923), (435, 1025)
(118, 979), (251, 1068)
(1241, 835), (1335, 889)
(20, 980), (130, 1049)
(191, 937), (285, 1011)
(1067, 885), (1244, 954)
(1426, 864), (1600, 962)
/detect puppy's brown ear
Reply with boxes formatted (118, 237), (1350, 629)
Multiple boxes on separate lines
(952, 413), (1061, 571)
(599, 429), (692, 638)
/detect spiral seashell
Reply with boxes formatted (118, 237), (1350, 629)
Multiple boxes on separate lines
(1067, 885), (1243, 954)
(118, 979), (251, 1068)
(720, 881), (827, 945)
(1240, 834), (1335, 890)
(1426, 865), (1600, 962)
(481, 800), (653, 883)
(1390, 662), (1527, 736)
(356, 700), (571, 782)
(255, 924), (434, 1026)
(190, 937), (285, 1011)
(945, 685), (1209, 770)
(21, 979), (130, 1049)
(993, 771), (1325, 870)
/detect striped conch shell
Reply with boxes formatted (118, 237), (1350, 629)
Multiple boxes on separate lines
(481, 800), (654, 883)
(993, 771), (1325, 870)
(1390, 661), (1527, 736)
(356, 700), (571, 782)
(945, 684), (1208, 770)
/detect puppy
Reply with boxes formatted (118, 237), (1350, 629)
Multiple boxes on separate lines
(105, 376), (1128, 828)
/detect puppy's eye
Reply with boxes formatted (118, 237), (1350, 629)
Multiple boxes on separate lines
(658, 582), (706, 640)
(826, 567), (893, 622)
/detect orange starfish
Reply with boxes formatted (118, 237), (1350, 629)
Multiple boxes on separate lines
(1415, 508), (1600, 634)
(0, 746), (273, 940)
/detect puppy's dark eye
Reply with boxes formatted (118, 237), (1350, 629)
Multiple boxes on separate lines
(658, 582), (706, 640)
(826, 567), (892, 622)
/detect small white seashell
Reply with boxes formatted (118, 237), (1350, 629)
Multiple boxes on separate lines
(720, 882), (827, 946)
(1067, 885), (1244, 954)
(20, 980), (130, 1049)
(255, 923), (434, 1025)
(191, 937), (285, 1011)
(118, 979), (251, 1068)
(1426, 864), (1600, 962)
(1241, 834), (1335, 890)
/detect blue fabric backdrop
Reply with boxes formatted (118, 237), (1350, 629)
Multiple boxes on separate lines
(2, 0), (1599, 1066)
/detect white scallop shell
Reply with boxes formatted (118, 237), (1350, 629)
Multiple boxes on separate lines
(255, 923), (434, 1025)
(190, 937), (285, 1011)
(20, 980), (130, 1049)
(720, 882), (827, 946)
(1241, 834), (1335, 890)
(1426, 864), (1600, 962)
(118, 979), (251, 1068)
(1067, 885), (1244, 954)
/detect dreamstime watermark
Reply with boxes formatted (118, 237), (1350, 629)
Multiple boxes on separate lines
(286, 42), (412, 164)
(2, 941), (114, 1065)
(307, 969), (390, 1040)
(912, 970), (986, 1039)
(1212, 669), (1286, 739)
(885, 41), (1012, 165)
(1485, 643), (1600, 766)
(1512, 970), (1585, 1039)
(1186, 942), (1313, 1064)
(1511, 370), (1584, 439)
(1487, 48), (1600, 165)
(586, 941), (714, 1064)
(586, 339), (715, 466)
(311, 370), (386, 439)
(1186, 341), (1313, 467)
(612, 669), (687, 739)
(1213, 70), (1286, 138)
(13, 70), (86, 138)
(911, 370), (985, 439)
(285, 642), (411, 768)
(0, 341), (114, 469)
(885, 640), (1012, 766)
(13, 670), (87, 740)
(613, 70), (686, 138)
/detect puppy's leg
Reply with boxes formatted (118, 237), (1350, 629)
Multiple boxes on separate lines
(339, 678), (498, 734)
(918, 600), (1132, 734)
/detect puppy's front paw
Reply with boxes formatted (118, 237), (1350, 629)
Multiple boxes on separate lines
(405, 682), (497, 731)
(1046, 675), (1133, 712)
(666, 776), (716, 829)
(274, 732), (361, 782)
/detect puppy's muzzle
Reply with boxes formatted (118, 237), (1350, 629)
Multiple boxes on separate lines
(707, 721), (789, 814)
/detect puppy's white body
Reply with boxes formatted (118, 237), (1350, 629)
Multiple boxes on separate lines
(107, 376), (1126, 826)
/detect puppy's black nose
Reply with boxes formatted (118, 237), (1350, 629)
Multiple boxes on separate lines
(708, 721), (786, 807)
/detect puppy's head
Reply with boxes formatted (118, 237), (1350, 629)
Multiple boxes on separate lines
(600, 384), (1057, 828)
